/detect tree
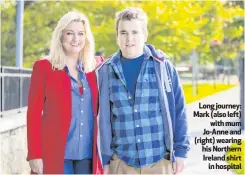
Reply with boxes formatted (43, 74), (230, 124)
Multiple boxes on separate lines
(1, 0), (244, 69)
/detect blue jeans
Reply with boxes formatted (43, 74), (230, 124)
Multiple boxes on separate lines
(64, 159), (92, 174)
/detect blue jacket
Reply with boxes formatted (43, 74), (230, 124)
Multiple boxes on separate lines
(95, 44), (190, 167)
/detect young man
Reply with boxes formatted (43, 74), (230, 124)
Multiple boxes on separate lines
(96, 7), (190, 174)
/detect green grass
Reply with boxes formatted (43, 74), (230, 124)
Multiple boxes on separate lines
(226, 140), (244, 174)
(183, 84), (237, 104)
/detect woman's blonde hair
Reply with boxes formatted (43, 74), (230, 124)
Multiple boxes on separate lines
(49, 11), (96, 72)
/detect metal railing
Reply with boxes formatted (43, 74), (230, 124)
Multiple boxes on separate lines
(0, 66), (32, 117)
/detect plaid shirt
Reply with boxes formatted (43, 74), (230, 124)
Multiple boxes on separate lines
(108, 52), (166, 168)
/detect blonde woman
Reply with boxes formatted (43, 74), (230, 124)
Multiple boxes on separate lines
(26, 11), (103, 174)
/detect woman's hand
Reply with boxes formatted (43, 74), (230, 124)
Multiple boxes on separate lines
(29, 159), (43, 174)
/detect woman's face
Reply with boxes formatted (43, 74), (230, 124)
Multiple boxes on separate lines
(62, 21), (86, 58)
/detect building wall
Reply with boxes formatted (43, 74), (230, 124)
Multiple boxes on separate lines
(0, 112), (30, 174)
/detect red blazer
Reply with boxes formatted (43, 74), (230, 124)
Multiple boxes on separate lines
(27, 58), (103, 174)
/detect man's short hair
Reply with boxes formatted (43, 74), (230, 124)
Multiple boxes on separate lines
(115, 7), (148, 37)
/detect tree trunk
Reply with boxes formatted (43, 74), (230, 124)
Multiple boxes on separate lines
(213, 57), (216, 89)
(239, 52), (244, 130)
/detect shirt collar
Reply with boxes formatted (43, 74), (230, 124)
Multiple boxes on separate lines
(77, 60), (84, 72)
(64, 60), (84, 73)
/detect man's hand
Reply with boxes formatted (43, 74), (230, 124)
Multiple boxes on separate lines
(172, 157), (185, 174)
(29, 159), (43, 174)
(103, 164), (110, 174)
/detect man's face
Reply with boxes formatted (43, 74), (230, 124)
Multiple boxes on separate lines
(117, 19), (146, 59)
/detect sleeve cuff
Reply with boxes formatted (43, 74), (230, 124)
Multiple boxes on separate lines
(174, 149), (188, 158)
